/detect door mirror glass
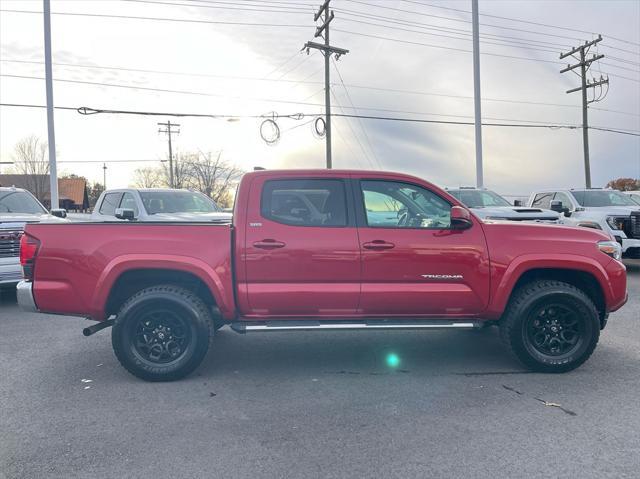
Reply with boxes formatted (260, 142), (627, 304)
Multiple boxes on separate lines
(50, 208), (67, 218)
(450, 206), (473, 230)
(115, 208), (136, 221)
(513, 199), (522, 207)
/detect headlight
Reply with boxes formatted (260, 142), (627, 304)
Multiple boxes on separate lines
(577, 221), (602, 230)
(597, 240), (622, 261)
(605, 216), (623, 230)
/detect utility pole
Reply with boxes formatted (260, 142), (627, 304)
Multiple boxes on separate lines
(471, 0), (483, 188)
(43, 0), (58, 208)
(158, 121), (180, 188)
(560, 35), (608, 189)
(103, 163), (107, 190)
(303, 0), (349, 169)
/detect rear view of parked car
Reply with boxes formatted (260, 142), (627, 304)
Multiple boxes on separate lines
(447, 187), (560, 222)
(92, 188), (232, 222)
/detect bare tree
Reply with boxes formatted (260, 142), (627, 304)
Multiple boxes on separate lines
(11, 136), (50, 203)
(190, 151), (243, 207)
(161, 152), (196, 189)
(132, 167), (165, 188)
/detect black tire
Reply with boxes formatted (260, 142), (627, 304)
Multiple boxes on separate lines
(499, 280), (600, 373)
(112, 285), (213, 381)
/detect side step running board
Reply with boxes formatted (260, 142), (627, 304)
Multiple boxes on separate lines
(230, 319), (483, 333)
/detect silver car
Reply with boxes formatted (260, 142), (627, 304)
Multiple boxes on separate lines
(91, 188), (233, 222)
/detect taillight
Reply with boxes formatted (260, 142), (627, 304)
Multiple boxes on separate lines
(20, 233), (40, 280)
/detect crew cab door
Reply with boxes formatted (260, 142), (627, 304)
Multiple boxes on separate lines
(355, 179), (490, 316)
(242, 176), (360, 317)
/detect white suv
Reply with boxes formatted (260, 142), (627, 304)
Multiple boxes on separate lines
(527, 188), (640, 258)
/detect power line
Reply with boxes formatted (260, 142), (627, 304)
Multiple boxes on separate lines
(4, 58), (638, 117)
(332, 29), (640, 83)
(121, 0), (311, 15)
(331, 58), (382, 169)
(330, 89), (375, 169)
(400, 0), (640, 47)
(340, 0), (587, 43)
(4, 74), (638, 127)
(335, 6), (640, 58)
(0, 8), (311, 28)
(2, 102), (638, 136)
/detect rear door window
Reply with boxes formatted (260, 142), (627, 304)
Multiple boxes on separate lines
(261, 179), (348, 227)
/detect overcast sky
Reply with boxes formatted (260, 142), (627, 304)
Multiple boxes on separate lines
(1, 0), (638, 194)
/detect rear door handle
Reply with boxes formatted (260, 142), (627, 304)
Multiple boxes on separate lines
(363, 240), (395, 250)
(253, 239), (286, 249)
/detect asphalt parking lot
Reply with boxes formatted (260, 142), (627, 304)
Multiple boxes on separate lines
(1, 261), (639, 479)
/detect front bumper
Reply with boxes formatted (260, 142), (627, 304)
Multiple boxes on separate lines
(16, 281), (38, 313)
(0, 261), (22, 285)
(605, 259), (628, 313)
(620, 238), (640, 256)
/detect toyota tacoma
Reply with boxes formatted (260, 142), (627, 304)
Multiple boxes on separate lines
(17, 170), (627, 381)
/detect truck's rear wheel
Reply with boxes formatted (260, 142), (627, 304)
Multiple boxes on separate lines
(499, 280), (600, 373)
(112, 285), (213, 381)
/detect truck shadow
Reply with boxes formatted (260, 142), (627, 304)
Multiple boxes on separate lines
(197, 327), (527, 378)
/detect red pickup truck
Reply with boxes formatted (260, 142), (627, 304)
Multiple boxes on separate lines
(17, 169), (627, 381)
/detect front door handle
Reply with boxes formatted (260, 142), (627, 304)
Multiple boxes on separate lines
(253, 239), (286, 249)
(363, 240), (395, 250)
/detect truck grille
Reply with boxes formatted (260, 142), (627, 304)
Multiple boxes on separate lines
(0, 229), (23, 258)
(631, 212), (640, 239)
(614, 212), (640, 239)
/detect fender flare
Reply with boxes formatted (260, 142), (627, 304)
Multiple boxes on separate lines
(488, 253), (612, 317)
(90, 254), (233, 319)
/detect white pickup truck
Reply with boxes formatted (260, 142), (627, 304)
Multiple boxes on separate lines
(527, 188), (640, 258)
(0, 187), (66, 287)
(447, 187), (559, 222)
(91, 188), (232, 222)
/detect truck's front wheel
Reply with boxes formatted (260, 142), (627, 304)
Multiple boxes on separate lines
(112, 285), (213, 381)
(500, 280), (600, 373)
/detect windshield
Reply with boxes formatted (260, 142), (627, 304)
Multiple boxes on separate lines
(627, 193), (640, 205)
(140, 191), (221, 214)
(572, 190), (638, 207)
(448, 189), (511, 208)
(0, 191), (47, 214)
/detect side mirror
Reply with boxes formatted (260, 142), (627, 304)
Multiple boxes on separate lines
(550, 200), (571, 217)
(450, 205), (473, 230)
(115, 208), (136, 221)
(513, 199), (522, 207)
(50, 208), (67, 218)
(550, 200), (564, 213)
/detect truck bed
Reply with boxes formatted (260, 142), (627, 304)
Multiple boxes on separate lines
(25, 222), (235, 321)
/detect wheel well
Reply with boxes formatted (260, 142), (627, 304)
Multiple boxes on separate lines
(105, 269), (217, 317)
(513, 268), (606, 324)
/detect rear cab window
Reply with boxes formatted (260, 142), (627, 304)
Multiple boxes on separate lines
(260, 179), (348, 227)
